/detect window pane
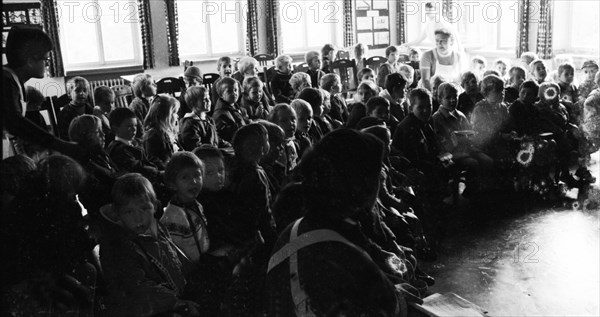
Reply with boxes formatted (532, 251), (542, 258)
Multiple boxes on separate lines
(177, 1), (208, 57)
(58, 1), (99, 64)
(280, 1), (306, 51)
(99, 1), (136, 61)
(209, 0), (241, 53)
(498, 0), (517, 49)
(306, 2), (337, 47)
(571, 0), (599, 50)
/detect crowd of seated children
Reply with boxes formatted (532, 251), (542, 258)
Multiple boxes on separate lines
(58, 76), (94, 140)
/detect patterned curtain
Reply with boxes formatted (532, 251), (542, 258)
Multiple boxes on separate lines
(536, 0), (554, 59)
(165, 0), (180, 66)
(137, 0), (154, 69)
(516, 0), (531, 58)
(265, 0), (281, 56)
(246, 0), (259, 56)
(442, 0), (454, 21)
(343, 0), (354, 48)
(40, 0), (64, 77)
(396, 0), (406, 44)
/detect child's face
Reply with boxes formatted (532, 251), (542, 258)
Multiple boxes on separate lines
(558, 68), (574, 84)
(172, 167), (203, 204)
(387, 51), (399, 64)
(519, 87), (537, 104)
(392, 85), (407, 100)
(495, 62), (507, 77)
(117, 196), (155, 235)
(462, 75), (479, 94)
(330, 79), (342, 94)
(510, 70), (525, 88)
(409, 53), (419, 62)
(99, 94), (116, 114)
(185, 76), (202, 87)
(440, 90), (458, 110)
(203, 157), (225, 192)
(219, 62), (233, 77)
(308, 56), (321, 70)
(584, 66), (599, 81)
(412, 98), (432, 122)
(486, 89), (505, 105)
(220, 83), (239, 104)
(142, 80), (157, 98)
(355, 87), (375, 104)
(277, 108), (297, 138)
(70, 83), (89, 105)
(531, 62), (547, 81)
(371, 105), (390, 121)
(471, 62), (485, 74)
(360, 72), (375, 82)
(114, 117), (137, 141)
(247, 86), (263, 103)
(296, 109), (312, 133)
(194, 90), (211, 113)
(279, 60), (292, 74)
(89, 123), (105, 148)
(299, 80), (311, 92)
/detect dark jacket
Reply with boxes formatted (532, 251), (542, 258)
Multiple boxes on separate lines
(270, 71), (294, 103)
(212, 99), (249, 143)
(179, 113), (227, 151)
(306, 69), (325, 89)
(457, 92), (484, 121)
(392, 113), (440, 169)
(106, 139), (161, 181)
(58, 103), (94, 140)
(129, 97), (151, 139)
(143, 128), (177, 170)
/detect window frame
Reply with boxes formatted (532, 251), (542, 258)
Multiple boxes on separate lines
(553, 1), (599, 56)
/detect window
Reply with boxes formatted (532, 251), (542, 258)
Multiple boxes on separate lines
(177, 0), (245, 60)
(57, 0), (142, 71)
(553, 0), (599, 55)
(279, 0), (344, 54)
(453, 0), (518, 51)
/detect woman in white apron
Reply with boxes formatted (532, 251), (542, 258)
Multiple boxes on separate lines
(419, 28), (465, 91)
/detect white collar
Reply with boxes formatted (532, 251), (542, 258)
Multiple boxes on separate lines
(115, 136), (133, 146)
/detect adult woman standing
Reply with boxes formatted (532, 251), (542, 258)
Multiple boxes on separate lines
(420, 29), (466, 91)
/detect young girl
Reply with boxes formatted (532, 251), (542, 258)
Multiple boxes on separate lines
(289, 72), (312, 99)
(377, 45), (400, 88)
(320, 73), (348, 124)
(241, 76), (270, 120)
(504, 66), (527, 105)
(130, 73), (157, 139)
(529, 59), (548, 85)
(143, 94), (180, 169)
(457, 71), (484, 120)
(59, 76), (94, 140)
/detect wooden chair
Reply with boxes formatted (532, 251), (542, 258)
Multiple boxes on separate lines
(39, 96), (58, 136)
(336, 50), (350, 60)
(184, 60), (194, 71)
(330, 59), (358, 97)
(111, 84), (133, 108)
(253, 53), (276, 67)
(398, 54), (410, 64)
(364, 56), (387, 76)
(263, 66), (278, 96)
(293, 63), (309, 73)
(156, 77), (186, 97)
(50, 94), (71, 139)
(202, 73), (221, 93)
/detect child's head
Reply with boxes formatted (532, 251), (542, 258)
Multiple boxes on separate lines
(290, 99), (313, 133)
(289, 72), (312, 94)
(5, 26), (52, 78)
(470, 56), (487, 76)
(520, 51), (539, 68)
(398, 64), (415, 87)
(384, 72), (408, 100)
(68, 114), (104, 150)
(25, 86), (45, 111)
(582, 60), (599, 81)
(355, 80), (378, 104)
(183, 66), (203, 87)
(508, 66), (526, 88)
(67, 76), (91, 106)
(298, 87), (324, 117)
(242, 76), (264, 103)
(366, 96), (391, 121)
(320, 73), (342, 94)
(132, 73), (156, 99)
(185, 86), (211, 114)
(268, 103), (297, 139)
(217, 77), (240, 104)
(109, 107), (137, 141)
(538, 82), (560, 104)
(275, 54), (293, 74)
(357, 68), (375, 82)
(529, 59), (547, 82)
(238, 57), (259, 77)
(385, 45), (399, 64)
(437, 82), (459, 110)
(557, 63), (575, 84)
(494, 58), (509, 77)
(554, 54), (573, 69)
(362, 125), (391, 156)
(111, 173), (158, 235)
(354, 43), (367, 59)
(1, 155), (36, 202)
(518, 80), (540, 104)
(94, 86), (116, 114)
(409, 88), (433, 122)
(217, 56), (233, 77)
(165, 152), (204, 204)
(38, 154), (86, 198)
(409, 47), (421, 62)
(321, 44), (336, 65)
(430, 75), (447, 101)
(193, 145), (225, 192)
(320, 89), (331, 115)
(144, 94), (179, 133)
(483, 70), (501, 77)
(305, 51), (322, 71)
(434, 28), (453, 55)
(257, 120), (286, 165)
(480, 75), (505, 104)
(460, 71), (479, 94)
(232, 123), (269, 164)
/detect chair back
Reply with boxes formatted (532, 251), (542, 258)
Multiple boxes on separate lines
(40, 96), (58, 136)
(156, 77), (186, 97)
(330, 59), (358, 96)
(293, 63), (309, 73)
(111, 85), (133, 108)
(263, 66), (278, 96)
(184, 60), (194, 71)
(398, 54), (410, 63)
(253, 53), (276, 67)
(203, 73), (221, 92)
(364, 56), (387, 76)
(336, 50), (350, 60)
(50, 94), (71, 139)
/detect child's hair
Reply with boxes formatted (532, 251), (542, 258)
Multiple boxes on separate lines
(237, 57), (259, 75)
(483, 70), (501, 77)
(5, 26), (52, 68)
(509, 66), (526, 78)
(0, 155), (36, 196)
(111, 173), (157, 212)
(268, 103), (295, 123)
(184, 66), (203, 83)
(184, 86), (209, 109)
(320, 73), (341, 92)
(494, 58), (509, 67)
(242, 76), (264, 93)
(471, 55), (487, 68)
(217, 77), (238, 97)
(144, 94), (179, 133)
(362, 125), (391, 147)
(520, 52), (539, 66)
(321, 44), (336, 58)
(68, 114), (100, 144)
(232, 123), (268, 159)
(430, 74), (447, 91)
(290, 99), (313, 117)
(398, 64), (415, 81)
(256, 119), (285, 147)
(305, 51), (320, 64)
(480, 75), (505, 96)
(409, 47), (421, 58)
(434, 28), (453, 39)
(520, 80), (540, 95)
(346, 103), (367, 129)
(357, 68), (375, 80)
(192, 144), (224, 162)
(528, 59), (545, 73)
(384, 72), (407, 93)
(109, 107), (136, 128)
(38, 154), (86, 196)
(538, 82), (561, 101)
(409, 88), (432, 106)
(384, 45), (398, 57)
(437, 82), (459, 100)
(94, 86), (115, 105)
(557, 62), (575, 76)
(290, 72), (311, 92)
(366, 96), (390, 114)
(217, 56), (232, 70)
(582, 59), (599, 71)
(354, 43), (367, 59)
(26, 86), (45, 111)
(275, 54), (293, 70)
(460, 71), (478, 87)
(357, 80), (379, 96)
(164, 151), (205, 185)
(298, 88), (323, 114)
(132, 73), (154, 98)
(67, 76), (90, 93)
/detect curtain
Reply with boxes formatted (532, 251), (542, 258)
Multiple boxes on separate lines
(246, 0), (259, 56)
(536, 0), (554, 59)
(396, 0), (406, 44)
(40, 0), (64, 77)
(265, 0), (281, 56)
(343, 0), (354, 48)
(442, 0), (454, 21)
(516, 0), (531, 58)
(165, 0), (180, 66)
(137, 0), (154, 69)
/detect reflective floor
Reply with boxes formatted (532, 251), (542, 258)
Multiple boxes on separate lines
(421, 154), (600, 316)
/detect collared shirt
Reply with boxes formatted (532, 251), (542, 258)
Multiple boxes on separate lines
(115, 136), (133, 146)
(432, 106), (471, 153)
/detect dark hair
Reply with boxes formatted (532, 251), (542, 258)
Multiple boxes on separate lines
(193, 144), (224, 162)
(366, 96), (390, 114)
(409, 88), (432, 106)
(217, 56), (232, 70)
(184, 86), (208, 108)
(355, 116), (386, 130)
(256, 119), (285, 148)
(346, 103), (368, 129)
(109, 107), (136, 128)
(357, 68), (375, 80)
(384, 45), (398, 57)
(38, 154), (86, 197)
(112, 173), (157, 212)
(460, 71), (478, 87)
(434, 28), (452, 39)
(164, 151), (205, 185)
(384, 72), (407, 93)
(0, 155), (36, 196)
(480, 75), (505, 96)
(361, 125), (391, 147)
(520, 80), (540, 93)
(6, 26), (53, 68)
(321, 44), (335, 57)
(298, 88), (323, 115)
(25, 86), (45, 110)
(483, 70), (500, 77)
(217, 77), (238, 96)
(232, 123), (268, 160)
(437, 82), (459, 100)
(94, 86), (115, 105)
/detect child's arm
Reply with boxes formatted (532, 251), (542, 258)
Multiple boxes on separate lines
(110, 145), (161, 180)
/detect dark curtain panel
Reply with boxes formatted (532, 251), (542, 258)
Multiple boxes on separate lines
(516, 0), (531, 58)
(442, 0), (454, 21)
(536, 0), (554, 59)
(265, 0), (281, 56)
(343, 0), (355, 48)
(246, 0), (259, 56)
(41, 0), (64, 77)
(396, 0), (406, 45)
(137, 0), (155, 69)
(165, 0), (180, 66)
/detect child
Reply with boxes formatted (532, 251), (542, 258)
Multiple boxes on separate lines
(99, 173), (198, 316)
(354, 43), (368, 70)
(211, 56), (234, 105)
(24, 86), (48, 131)
(180, 86), (228, 151)
(271, 54), (295, 103)
(520, 51), (539, 72)
(377, 45), (400, 88)
(408, 47), (421, 87)
(93, 85), (116, 147)
(321, 43), (336, 73)
(550, 54), (574, 83)
(507, 80), (541, 136)
(267, 104), (299, 173)
(212, 77), (249, 143)
(399, 63), (416, 90)
(557, 63), (581, 124)
(58, 76), (94, 140)
(305, 51), (325, 88)
(579, 60), (599, 102)
(178, 65), (203, 119)
(299, 87), (331, 142)
(241, 76), (270, 120)
(358, 67), (376, 83)
(107, 107), (161, 182)
(143, 94), (181, 169)
(430, 74), (447, 113)
(289, 72), (312, 98)
(129, 73), (157, 139)
(470, 55), (487, 79)
(290, 99), (313, 157)
(321, 73), (348, 123)
(232, 56), (259, 84)
(493, 58), (510, 81)
(380, 72), (410, 122)
(257, 120), (287, 195)
(505, 66), (527, 104)
(529, 59), (548, 84)
(365, 96), (397, 134)
(354, 80), (379, 105)
(457, 71), (484, 120)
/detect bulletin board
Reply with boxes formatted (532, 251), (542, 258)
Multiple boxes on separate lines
(355, 0), (390, 49)
(2, 2), (43, 56)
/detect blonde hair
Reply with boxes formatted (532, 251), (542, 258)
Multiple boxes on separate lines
(289, 72), (311, 93)
(275, 54), (293, 70)
(68, 114), (101, 144)
(144, 94), (179, 134)
(290, 99), (313, 117)
(111, 173), (157, 213)
(132, 73), (154, 98)
(237, 56), (259, 76)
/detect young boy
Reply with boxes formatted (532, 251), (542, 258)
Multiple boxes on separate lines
(557, 63), (581, 124)
(93, 85), (116, 147)
(305, 51), (325, 89)
(212, 77), (249, 143)
(290, 99), (313, 158)
(504, 66), (527, 105)
(380, 73), (410, 122)
(271, 54), (295, 103)
(358, 67), (376, 83)
(211, 56), (234, 105)
(365, 96), (398, 134)
(579, 60), (599, 102)
(321, 43), (336, 73)
(377, 45), (400, 88)
(58, 76), (94, 140)
(321, 73), (348, 123)
(507, 80), (541, 136)
(529, 59), (548, 85)
(457, 71), (483, 121)
(241, 76), (270, 120)
(470, 55), (487, 79)
(180, 86), (229, 151)
(268, 104), (299, 174)
(299, 87), (331, 143)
